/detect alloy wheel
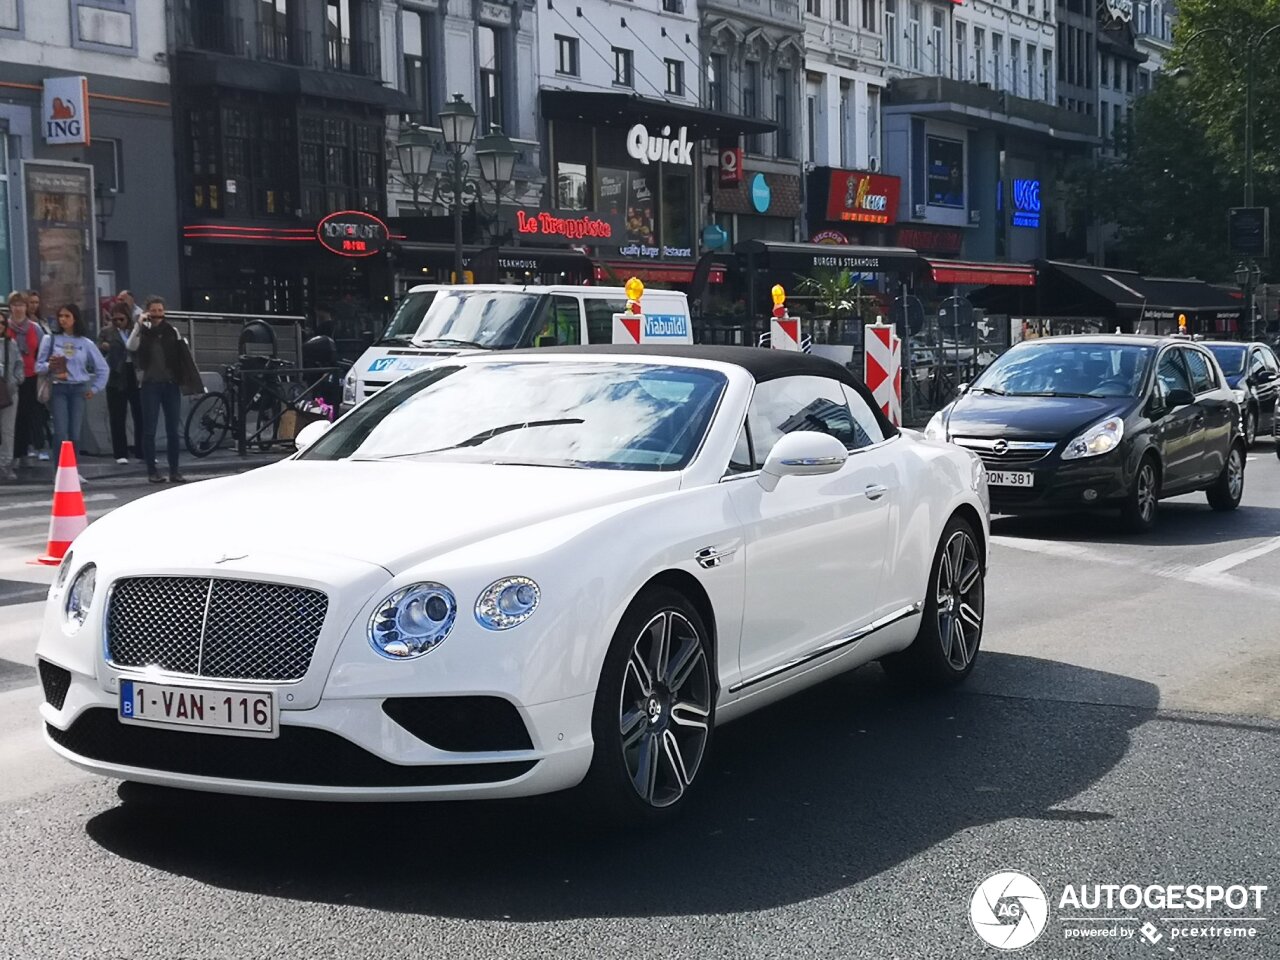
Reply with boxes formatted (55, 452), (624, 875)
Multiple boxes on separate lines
(1137, 463), (1157, 524)
(1227, 447), (1244, 501)
(1245, 410), (1257, 447)
(618, 610), (711, 808)
(936, 530), (984, 671)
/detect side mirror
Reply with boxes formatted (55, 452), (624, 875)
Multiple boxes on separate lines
(956, 382), (969, 396)
(294, 419), (332, 453)
(1255, 369), (1277, 384)
(758, 432), (849, 493)
(1166, 388), (1195, 409)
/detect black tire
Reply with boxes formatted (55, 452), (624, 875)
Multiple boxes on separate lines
(1243, 407), (1258, 449)
(1120, 455), (1160, 534)
(1206, 443), (1245, 511)
(253, 398), (280, 452)
(184, 392), (231, 458)
(579, 586), (715, 824)
(880, 515), (985, 689)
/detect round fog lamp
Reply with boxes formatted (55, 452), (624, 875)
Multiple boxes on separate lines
(476, 577), (541, 630)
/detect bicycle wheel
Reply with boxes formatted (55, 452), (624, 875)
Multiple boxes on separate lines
(185, 392), (231, 458)
(253, 396), (281, 452)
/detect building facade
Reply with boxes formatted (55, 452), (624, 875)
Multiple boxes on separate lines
(1096, 1), (1145, 155)
(1134, 0), (1173, 93)
(0, 0), (178, 314)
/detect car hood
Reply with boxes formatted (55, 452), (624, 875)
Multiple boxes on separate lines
(946, 394), (1134, 440)
(87, 461), (682, 575)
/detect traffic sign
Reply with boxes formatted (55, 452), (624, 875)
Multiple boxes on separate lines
(1229, 207), (1269, 257)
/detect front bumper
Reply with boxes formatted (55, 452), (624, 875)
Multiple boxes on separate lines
(38, 659), (596, 801)
(986, 456), (1130, 512)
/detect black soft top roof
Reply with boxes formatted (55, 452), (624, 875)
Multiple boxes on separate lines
(500, 344), (899, 438)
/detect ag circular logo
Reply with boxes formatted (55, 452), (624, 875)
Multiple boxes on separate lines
(970, 871), (1049, 950)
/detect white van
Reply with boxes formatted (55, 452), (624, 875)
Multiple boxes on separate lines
(343, 283), (693, 408)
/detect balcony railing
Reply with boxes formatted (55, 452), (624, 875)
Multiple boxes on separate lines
(886, 76), (1097, 139)
(176, 9), (244, 56)
(257, 22), (311, 66)
(325, 37), (380, 78)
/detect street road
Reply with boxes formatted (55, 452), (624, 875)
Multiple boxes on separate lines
(1, 453), (1278, 959)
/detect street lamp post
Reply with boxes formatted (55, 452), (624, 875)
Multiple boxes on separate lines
(438, 93), (478, 282)
(394, 123), (434, 212)
(473, 125), (518, 244)
(1176, 23), (1280, 340)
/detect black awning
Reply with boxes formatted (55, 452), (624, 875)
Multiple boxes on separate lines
(734, 240), (921, 274)
(295, 70), (416, 112)
(392, 242), (594, 279)
(540, 89), (776, 140)
(1043, 261), (1148, 310)
(1123, 277), (1244, 322)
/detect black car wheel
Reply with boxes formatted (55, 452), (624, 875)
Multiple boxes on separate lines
(1207, 443), (1245, 512)
(881, 515), (984, 689)
(1120, 456), (1160, 534)
(1243, 407), (1258, 449)
(581, 586), (714, 823)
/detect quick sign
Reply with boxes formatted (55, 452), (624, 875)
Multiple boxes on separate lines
(825, 171), (902, 226)
(316, 210), (389, 257)
(41, 76), (90, 146)
(626, 124), (695, 166)
(1011, 179), (1041, 229)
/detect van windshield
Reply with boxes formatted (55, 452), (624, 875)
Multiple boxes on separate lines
(380, 290), (438, 343)
(412, 291), (540, 349)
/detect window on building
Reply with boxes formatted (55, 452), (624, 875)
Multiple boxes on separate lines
(867, 85), (880, 161)
(1101, 101), (1110, 143)
(555, 34), (579, 76)
(324, 0), (371, 74)
(955, 21), (967, 80)
(708, 53), (725, 111)
(1100, 52), (1108, 88)
(402, 9), (431, 122)
(861, 0), (877, 31)
(1114, 57), (1122, 90)
(1126, 61), (1134, 94)
(776, 69), (793, 158)
(259, 0), (296, 63)
(479, 26), (505, 131)
(1026, 42), (1036, 98)
(1009, 38), (1019, 95)
(992, 33), (1002, 89)
(909, 2), (922, 70)
(612, 46), (633, 87)
(1139, 68), (1149, 94)
(1138, 2), (1149, 34)
(806, 0), (821, 16)
(839, 83), (850, 167)
(1043, 48), (1052, 101)
(1058, 26), (1066, 83)
(743, 60), (760, 150)
(885, 0), (898, 64)
(835, 0), (850, 24)
(0, 0), (17, 31)
(930, 7), (943, 74)
(806, 94), (817, 162)
(973, 27), (984, 84)
(666, 58), (685, 96)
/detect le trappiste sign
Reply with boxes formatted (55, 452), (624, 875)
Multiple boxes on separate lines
(42, 76), (90, 146)
(626, 124), (695, 166)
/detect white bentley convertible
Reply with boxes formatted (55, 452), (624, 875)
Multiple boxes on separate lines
(37, 346), (990, 820)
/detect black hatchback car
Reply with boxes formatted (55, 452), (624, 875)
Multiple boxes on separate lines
(925, 335), (1245, 532)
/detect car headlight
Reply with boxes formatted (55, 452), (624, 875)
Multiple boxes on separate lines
(368, 582), (457, 659)
(63, 563), (96, 632)
(54, 551), (74, 591)
(342, 372), (357, 405)
(475, 577), (540, 630)
(1061, 416), (1125, 460)
(924, 410), (947, 441)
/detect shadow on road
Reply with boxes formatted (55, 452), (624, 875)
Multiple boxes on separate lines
(85, 654), (1158, 921)
(992, 501), (1280, 548)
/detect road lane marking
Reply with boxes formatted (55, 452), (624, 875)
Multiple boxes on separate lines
(0, 493), (116, 512)
(1190, 535), (1280, 578)
(0, 508), (112, 531)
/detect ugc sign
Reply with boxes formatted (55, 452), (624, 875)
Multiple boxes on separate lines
(42, 77), (90, 146)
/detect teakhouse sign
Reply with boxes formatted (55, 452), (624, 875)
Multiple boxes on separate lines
(41, 76), (90, 146)
(626, 124), (695, 166)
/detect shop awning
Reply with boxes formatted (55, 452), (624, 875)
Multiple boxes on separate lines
(925, 259), (1037, 286)
(394, 242), (596, 281)
(540, 89), (776, 140)
(734, 240), (920, 273)
(1043, 261), (1242, 321)
(595, 262), (726, 285)
(1045, 261), (1149, 309)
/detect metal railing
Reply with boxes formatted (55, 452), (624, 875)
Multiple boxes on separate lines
(175, 9), (244, 56)
(257, 22), (310, 66)
(324, 37), (380, 77)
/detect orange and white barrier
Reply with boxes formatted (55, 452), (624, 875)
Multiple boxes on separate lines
(768, 283), (802, 352)
(864, 322), (902, 426)
(38, 442), (88, 566)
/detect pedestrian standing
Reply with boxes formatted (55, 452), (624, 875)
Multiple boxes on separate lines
(99, 302), (144, 464)
(129, 295), (201, 484)
(0, 304), (24, 481)
(26, 289), (53, 460)
(27, 290), (52, 336)
(8, 292), (46, 465)
(116, 290), (145, 325)
(35, 304), (107, 474)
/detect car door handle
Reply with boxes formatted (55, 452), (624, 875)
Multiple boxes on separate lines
(864, 483), (889, 501)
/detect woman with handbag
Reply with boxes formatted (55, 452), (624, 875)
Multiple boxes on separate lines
(7, 291), (46, 465)
(35, 303), (107, 476)
(0, 310), (23, 481)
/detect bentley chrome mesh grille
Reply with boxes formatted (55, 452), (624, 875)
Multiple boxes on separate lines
(107, 576), (328, 682)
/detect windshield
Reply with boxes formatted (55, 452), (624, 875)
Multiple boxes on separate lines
(1206, 344), (1247, 376)
(380, 290), (438, 342)
(972, 342), (1155, 398)
(301, 361), (727, 470)
(411, 291), (539, 349)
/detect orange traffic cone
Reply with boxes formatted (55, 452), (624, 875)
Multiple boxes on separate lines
(37, 442), (88, 566)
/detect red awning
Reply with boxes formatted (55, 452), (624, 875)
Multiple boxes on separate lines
(595, 263), (726, 285)
(927, 259), (1037, 287)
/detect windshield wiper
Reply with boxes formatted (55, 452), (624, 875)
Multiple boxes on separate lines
(416, 338), (489, 349)
(377, 334), (414, 345)
(972, 386), (1008, 395)
(361, 419), (587, 460)
(1015, 391), (1098, 398)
